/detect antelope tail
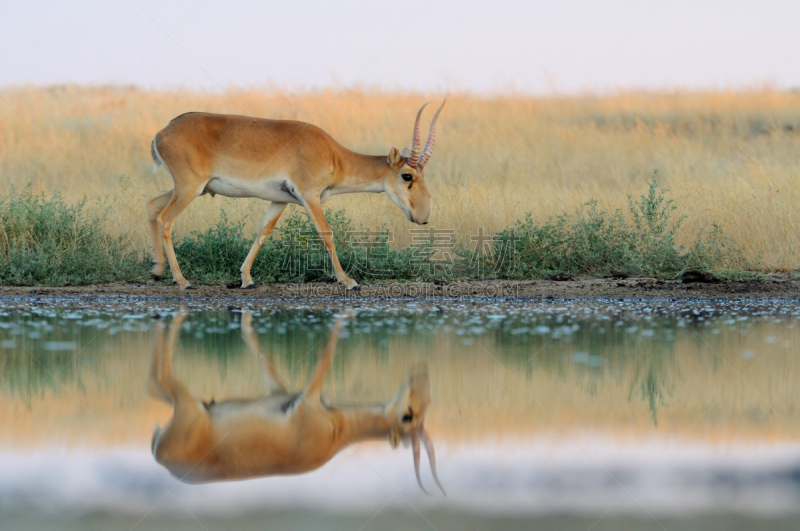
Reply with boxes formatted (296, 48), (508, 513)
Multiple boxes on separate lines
(151, 135), (163, 174)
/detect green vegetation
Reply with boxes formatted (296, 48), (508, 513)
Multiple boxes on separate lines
(0, 175), (751, 286)
(0, 187), (146, 285)
(487, 172), (736, 279)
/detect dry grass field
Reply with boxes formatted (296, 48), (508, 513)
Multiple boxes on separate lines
(1, 85), (799, 270)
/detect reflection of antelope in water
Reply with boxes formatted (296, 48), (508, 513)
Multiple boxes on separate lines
(149, 310), (444, 494)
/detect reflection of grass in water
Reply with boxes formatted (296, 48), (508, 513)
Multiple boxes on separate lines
(0, 309), (779, 434)
(0, 313), (152, 398)
(235, 311), (681, 426)
(0, 310), (678, 422)
(175, 311), (441, 382)
(629, 350), (673, 427)
(2, 350), (81, 400)
(492, 317), (677, 426)
(1, 328), (80, 399)
(640, 368), (663, 426)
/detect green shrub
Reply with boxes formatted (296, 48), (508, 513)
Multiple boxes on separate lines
(489, 172), (735, 278)
(170, 211), (252, 284)
(171, 207), (441, 284)
(0, 175), (747, 286)
(0, 187), (146, 285)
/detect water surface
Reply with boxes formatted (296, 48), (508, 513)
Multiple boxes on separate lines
(2, 298), (800, 530)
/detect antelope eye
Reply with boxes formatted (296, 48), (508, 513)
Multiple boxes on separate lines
(401, 173), (413, 182)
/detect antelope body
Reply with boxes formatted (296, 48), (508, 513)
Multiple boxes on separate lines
(147, 102), (445, 290)
(149, 311), (443, 492)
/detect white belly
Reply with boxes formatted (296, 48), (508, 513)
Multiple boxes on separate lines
(204, 175), (302, 204)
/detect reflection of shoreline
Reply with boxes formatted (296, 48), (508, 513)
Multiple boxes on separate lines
(3, 362), (800, 445)
(2, 302), (799, 448)
(3, 440), (800, 517)
(3, 327), (800, 447)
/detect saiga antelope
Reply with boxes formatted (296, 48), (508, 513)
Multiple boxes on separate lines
(147, 102), (445, 290)
(149, 310), (444, 494)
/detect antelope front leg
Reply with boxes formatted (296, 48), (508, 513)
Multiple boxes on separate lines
(240, 201), (287, 289)
(302, 198), (359, 290)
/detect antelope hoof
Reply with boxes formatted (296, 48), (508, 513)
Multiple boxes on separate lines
(226, 280), (243, 289)
(242, 284), (257, 290)
(174, 280), (193, 290)
(342, 278), (360, 291)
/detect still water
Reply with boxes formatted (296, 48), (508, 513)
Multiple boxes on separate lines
(2, 297), (800, 530)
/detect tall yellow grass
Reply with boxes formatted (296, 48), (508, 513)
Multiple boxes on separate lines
(1, 85), (799, 269)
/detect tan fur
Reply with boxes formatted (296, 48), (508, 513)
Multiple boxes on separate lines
(147, 110), (437, 289)
(149, 311), (437, 484)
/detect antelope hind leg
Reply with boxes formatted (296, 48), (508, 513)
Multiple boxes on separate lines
(146, 190), (173, 280)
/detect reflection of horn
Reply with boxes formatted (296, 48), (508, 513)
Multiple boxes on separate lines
(411, 428), (430, 494)
(151, 422), (161, 455)
(417, 100), (446, 168)
(420, 428), (446, 496)
(408, 102), (430, 167)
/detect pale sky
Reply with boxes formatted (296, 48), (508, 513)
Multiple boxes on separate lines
(1, 0), (799, 94)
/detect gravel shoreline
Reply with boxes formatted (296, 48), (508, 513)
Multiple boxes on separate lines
(2, 273), (799, 302)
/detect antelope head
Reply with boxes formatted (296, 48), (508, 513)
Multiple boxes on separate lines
(384, 100), (446, 226)
(387, 363), (445, 495)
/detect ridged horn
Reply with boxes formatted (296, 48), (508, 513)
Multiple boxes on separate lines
(411, 428), (430, 494)
(408, 102), (430, 167)
(419, 428), (445, 496)
(417, 100), (446, 168)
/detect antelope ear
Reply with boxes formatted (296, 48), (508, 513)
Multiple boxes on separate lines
(400, 147), (411, 158)
(387, 147), (403, 167)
